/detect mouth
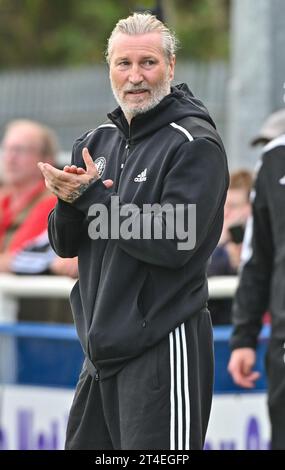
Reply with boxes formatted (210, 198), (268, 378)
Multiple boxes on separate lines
(125, 89), (149, 96)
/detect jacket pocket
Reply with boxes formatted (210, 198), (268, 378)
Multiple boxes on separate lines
(137, 269), (153, 318)
(70, 280), (88, 354)
(148, 336), (169, 391)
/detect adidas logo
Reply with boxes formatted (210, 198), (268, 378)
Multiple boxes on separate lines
(279, 175), (285, 185)
(134, 168), (147, 182)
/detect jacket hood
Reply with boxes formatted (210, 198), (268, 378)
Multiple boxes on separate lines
(108, 83), (216, 143)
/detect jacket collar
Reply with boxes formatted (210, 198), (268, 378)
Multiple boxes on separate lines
(107, 83), (215, 143)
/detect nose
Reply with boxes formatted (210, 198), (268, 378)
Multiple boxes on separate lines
(128, 65), (143, 85)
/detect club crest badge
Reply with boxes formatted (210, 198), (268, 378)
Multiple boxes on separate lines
(94, 156), (106, 177)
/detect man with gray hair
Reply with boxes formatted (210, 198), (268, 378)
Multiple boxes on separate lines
(39, 12), (228, 450)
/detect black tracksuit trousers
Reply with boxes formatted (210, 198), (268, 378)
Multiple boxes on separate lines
(65, 309), (214, 450)
(266, 337), (285, 450)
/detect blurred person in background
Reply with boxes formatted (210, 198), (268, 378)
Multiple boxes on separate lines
(208, 170), (252, 325)
(39, 12), (228, 450)
(228, 109), (285, 449)
(209, 169), (253, 277)
(0, 119), (57, 272)
(0, 119), (78, 278)
(0, 119), (78, 323)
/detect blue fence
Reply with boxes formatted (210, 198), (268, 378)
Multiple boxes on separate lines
(0, 322), (269, 392)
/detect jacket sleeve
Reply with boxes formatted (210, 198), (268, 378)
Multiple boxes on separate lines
(230, 159), (273, 350)
(48, 142), (86, 258)
(72, 137), (228, 269)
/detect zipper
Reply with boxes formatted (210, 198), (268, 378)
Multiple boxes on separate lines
(122, 124), (132, 170)
(117, 136), (131, 192)
(122, 139), (131, 168)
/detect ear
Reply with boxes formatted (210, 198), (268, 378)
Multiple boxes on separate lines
(169, 54), (176, 82)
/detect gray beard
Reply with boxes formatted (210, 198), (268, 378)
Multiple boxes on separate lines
(111, 78), (171, 121)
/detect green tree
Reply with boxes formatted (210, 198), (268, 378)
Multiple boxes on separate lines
(174, 0), (230, 60)
(0, 0), (229, 69)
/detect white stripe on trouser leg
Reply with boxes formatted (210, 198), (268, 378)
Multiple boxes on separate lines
(169, 323), (191, 450)
(175, 327), (183, 450)
(181, 323), (190, 450)
(169, 331), (175, 450)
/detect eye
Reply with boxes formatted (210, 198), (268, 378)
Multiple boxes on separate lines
(117, 60), (130, 68)
(143, 59), (155, 66)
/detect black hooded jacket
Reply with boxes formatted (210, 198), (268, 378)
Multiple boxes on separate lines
(48, 84), (229, 379)
(230, 135), (285, 350)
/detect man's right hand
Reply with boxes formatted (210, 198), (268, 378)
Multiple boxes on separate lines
(227, 348), (260, 388)
(38, 148), (113, 202)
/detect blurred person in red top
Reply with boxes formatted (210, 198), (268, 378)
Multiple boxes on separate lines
(0, 119), (77, 323)
(0, 119), (58, 271)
